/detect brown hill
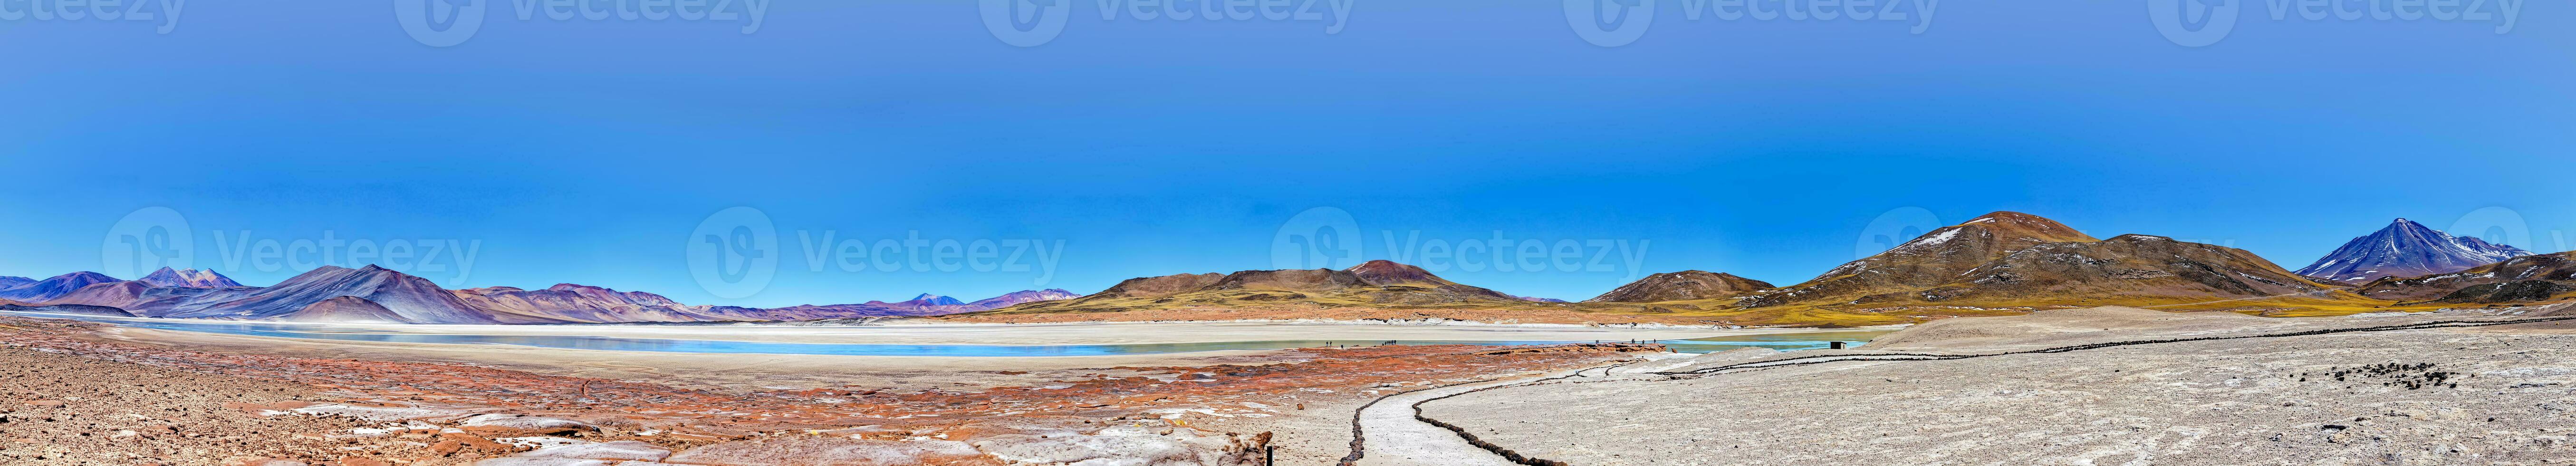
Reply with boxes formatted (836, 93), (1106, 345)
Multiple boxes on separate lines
(1736, 212), (2099, 308)
(977, 260), (1519, 315)
(2354, 252), (2576, 304)
(1586, 271), (1773, 303)
(1882, 234), (2336, 306)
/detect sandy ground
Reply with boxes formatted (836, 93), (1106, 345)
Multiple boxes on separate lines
(1416, 306), (2576, 465)
(78, 318), (1827, 393)
(2, 314), (1664, 466)
(24, 313), (1855, 345)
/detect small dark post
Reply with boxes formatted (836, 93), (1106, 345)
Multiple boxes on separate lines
(1266, 446), (1276, 465)
(1829, 341), (1847, 350)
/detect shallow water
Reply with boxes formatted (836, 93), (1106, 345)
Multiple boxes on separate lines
(7, 311), (1890, 357)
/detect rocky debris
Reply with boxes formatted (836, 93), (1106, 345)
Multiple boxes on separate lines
(659, 436), (985, 465)
(500, 440), (671, 462)
(457, 414), (601, 437)
(0, 344), (440, 465)
(975, 426), (1269, 466)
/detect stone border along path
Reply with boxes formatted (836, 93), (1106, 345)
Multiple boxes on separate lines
(1403, 313), (2576, 466)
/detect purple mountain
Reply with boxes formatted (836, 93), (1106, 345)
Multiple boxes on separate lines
(964, 289), (1081, 310)
(2296, 218), (2535, 284)
(139, 267), (246, 288)
(0, 272), (122, 302)
(155, 265), (500, 324)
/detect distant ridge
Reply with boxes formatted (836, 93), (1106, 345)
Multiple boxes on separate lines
(983, 260), (1522, 315)
(2355, 251), (2576, 304)
(0, 272), (123, 303)
(11, 265), (1089, 324)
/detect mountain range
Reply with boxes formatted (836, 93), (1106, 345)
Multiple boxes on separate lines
(17, 265), (1079, 324)
(2293, 218), (2533, 284)
(2355, 251), (2576, 304)
(0, 272), (124, 302)
(9, 212), (2572, 326)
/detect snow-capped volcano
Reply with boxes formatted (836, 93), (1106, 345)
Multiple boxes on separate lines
(139, 267), (246, 288)
(2296, 218), (2534, 284)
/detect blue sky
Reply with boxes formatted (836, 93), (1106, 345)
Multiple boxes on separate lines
(3, 0), (2569, 306)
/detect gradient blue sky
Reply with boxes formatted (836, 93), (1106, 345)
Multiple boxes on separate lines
(3, 1), (2569, 307)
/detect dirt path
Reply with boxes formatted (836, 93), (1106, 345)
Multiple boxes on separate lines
(1350, 379), (1524, 466)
